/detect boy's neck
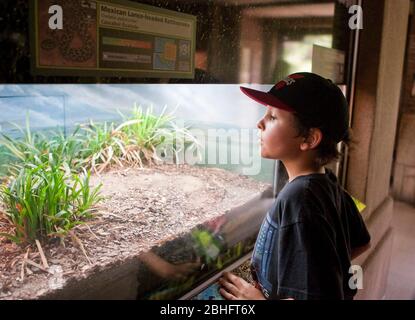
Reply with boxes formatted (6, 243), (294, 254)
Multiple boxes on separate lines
(282, 159), (325, 183)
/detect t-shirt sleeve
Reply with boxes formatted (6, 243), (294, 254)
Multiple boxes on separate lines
(344, 192), (371, 248)
(275, 208), (345, 300)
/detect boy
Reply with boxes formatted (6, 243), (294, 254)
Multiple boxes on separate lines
(218, 72), (371, 300)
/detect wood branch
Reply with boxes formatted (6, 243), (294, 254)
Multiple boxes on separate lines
(24, 259), (53, 274)
(35, 239), (49, 269)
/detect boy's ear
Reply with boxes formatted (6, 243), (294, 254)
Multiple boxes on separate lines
(300, 128), (323, 151)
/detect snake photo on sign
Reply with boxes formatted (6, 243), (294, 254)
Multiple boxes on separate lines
(41, 1), (95, 63)
(36, 0), (98, 68)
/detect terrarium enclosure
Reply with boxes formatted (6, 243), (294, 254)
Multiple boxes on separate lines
(0, 84), (277, 299)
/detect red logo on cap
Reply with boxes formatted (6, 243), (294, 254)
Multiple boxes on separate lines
(275, 74), (305, 90)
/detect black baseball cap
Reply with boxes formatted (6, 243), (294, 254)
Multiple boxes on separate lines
(240, 72), (349, 143)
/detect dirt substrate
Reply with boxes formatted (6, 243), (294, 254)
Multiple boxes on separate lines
(0, 164), (270, 300)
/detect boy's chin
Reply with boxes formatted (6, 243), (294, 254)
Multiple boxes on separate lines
(260, 150), (279, 160)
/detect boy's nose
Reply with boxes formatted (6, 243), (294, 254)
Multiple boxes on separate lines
(257, 118), (265, 130)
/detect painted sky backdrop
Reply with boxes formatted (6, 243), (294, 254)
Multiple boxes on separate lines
(0, 84), (276, 182)
(0, 84), (272, 132)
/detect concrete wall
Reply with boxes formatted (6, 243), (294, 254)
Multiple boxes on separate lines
(393, 113), (415, 204)
(399, 2), (415, 115)
(393, 3), (415, 205)
(349, 0), (410, 300)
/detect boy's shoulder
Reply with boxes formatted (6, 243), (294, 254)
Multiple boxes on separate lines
(272, 169), (341, 227)
(277, 170), (334, 204)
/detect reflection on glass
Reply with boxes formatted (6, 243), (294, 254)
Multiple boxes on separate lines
(281, 34), (333, 76)
(1, 0), (351, 85)
(137, 188), (275, 300)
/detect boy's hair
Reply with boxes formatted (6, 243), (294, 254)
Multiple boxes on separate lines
(292, 112), (353, 166)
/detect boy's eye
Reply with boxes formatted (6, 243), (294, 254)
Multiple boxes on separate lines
(270, 115), (277, 120)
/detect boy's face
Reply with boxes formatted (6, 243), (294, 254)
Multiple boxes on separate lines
(257, 106), (303, 160)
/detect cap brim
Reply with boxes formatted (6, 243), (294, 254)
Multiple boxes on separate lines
(240, 86), (294, 112)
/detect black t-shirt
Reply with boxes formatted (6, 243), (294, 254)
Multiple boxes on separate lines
(250, 168), (371, 300)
